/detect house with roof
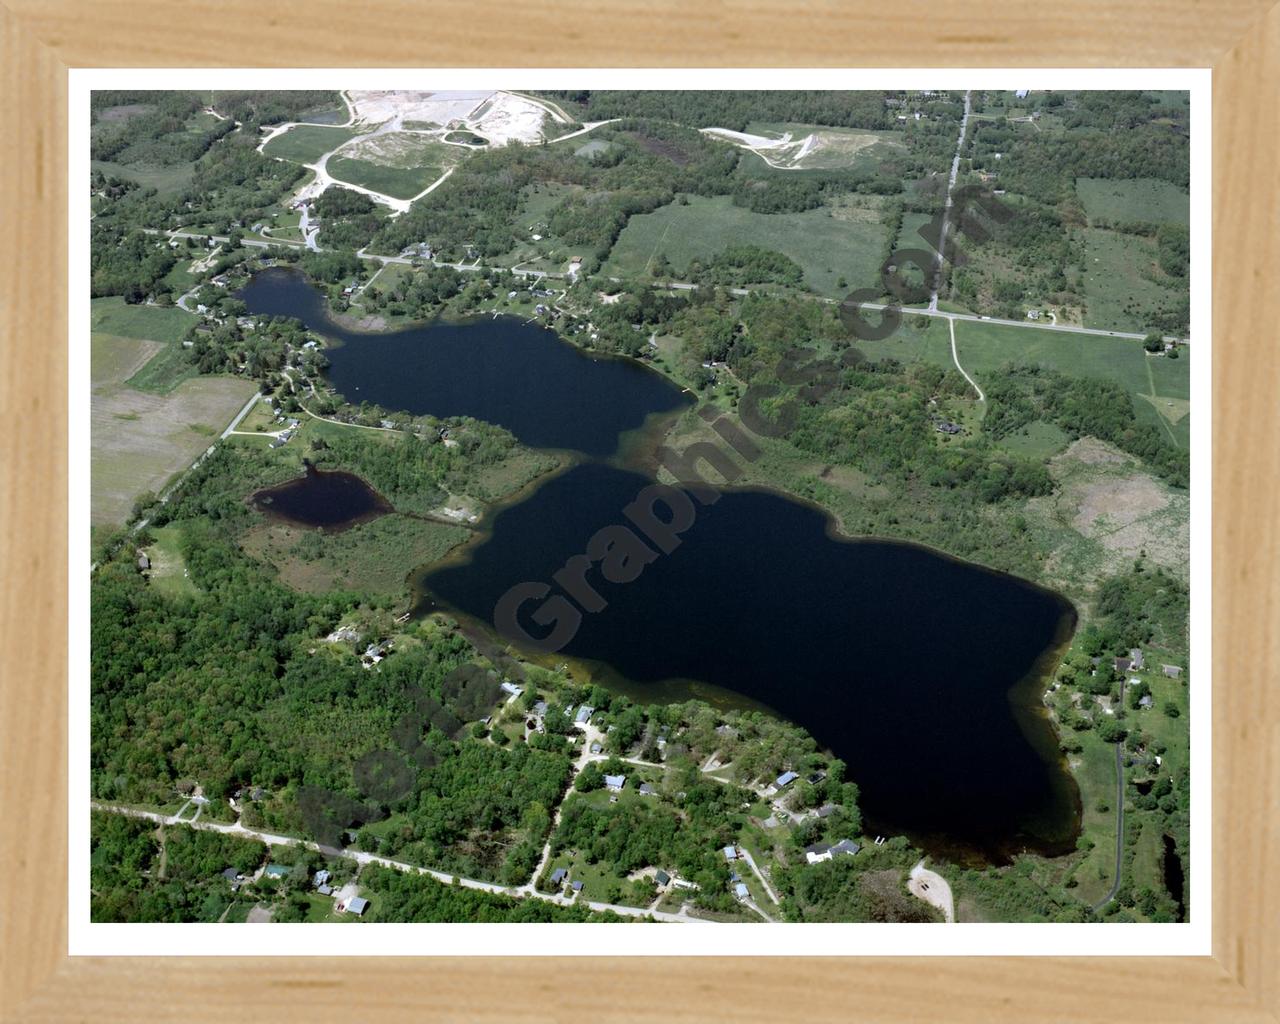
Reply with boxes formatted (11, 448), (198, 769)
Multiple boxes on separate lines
(590, 742), (603, 754)
(1163, 664), (1182, 678)
(1129, 649), (1146, 670)
(830, 838), (861, 857)
(313, 869), (330, 888)
(574, 705), (595, 725)
(654, 869), (671, 888)
(604, 774), (626, 792)
(1114, 656), (1132, 673)
(722, 845), (739, 862)
(341, 896), (369, 916)
(804, 843), (833, 864)
(1138, 694), (1155, 709)
(316, 884), (332, 896)
(638, 782), (657, 796)
(137, 552), (150, 572)
(815, 804), (839, 819)
(571, 881), (584, 894)
(734, 882), (750, 901)
(775, 771), (799, 789)
(499, 681), (523, 698)
(549, 868), (568, 886)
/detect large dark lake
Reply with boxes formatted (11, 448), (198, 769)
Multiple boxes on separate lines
(240, 267), (689, 457)
(240, 268), (1080, 861)
(417, 463), (1078, 861)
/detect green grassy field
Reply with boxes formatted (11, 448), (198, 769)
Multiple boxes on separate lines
(241, 512), (469, 598)
(91, 332), (256, 527)
(997, 420), (1072, 459)
(951, 318), (1191, 447)
(1079, 227), (1186, 333)
(143, 523), (199, 599)
(90, 297), (194, 344)
(604, 194), (888, 298)
(92, 159), (195, 198)
(1076, 178), (1189, 226)
(263, 125), (361, 164)
(326, 156), (442, 200)
(126, 340), (198, 394)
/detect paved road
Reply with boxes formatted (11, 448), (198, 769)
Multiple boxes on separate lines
(929, 89), (972, 312)
(148, 230), (1188, 347)
(220, 393), (263, 440)
(91, 802), (697, 924)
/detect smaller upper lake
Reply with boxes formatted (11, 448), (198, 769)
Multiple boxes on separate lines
(238, 268), (691, 458)
(252, 464), (392, 531)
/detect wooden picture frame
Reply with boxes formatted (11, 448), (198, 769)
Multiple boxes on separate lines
(3, 2), (1276, 1018)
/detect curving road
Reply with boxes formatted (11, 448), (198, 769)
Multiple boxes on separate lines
(949, 316), (985, 402)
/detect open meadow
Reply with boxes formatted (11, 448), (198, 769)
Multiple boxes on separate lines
(1076, 178), (1189, 226)
(262, 125), (361, 164)
(604, 194), (887, 297)
(950, 319), (1191, 447)
(91, 326), (256, 527)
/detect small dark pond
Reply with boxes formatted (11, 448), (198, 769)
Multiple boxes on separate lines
(252, 463), (392, 531)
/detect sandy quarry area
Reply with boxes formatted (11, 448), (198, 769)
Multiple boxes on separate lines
(344, 90), (555, 145)
(346, 90), (493, 127)
(702, 125), (894, 170)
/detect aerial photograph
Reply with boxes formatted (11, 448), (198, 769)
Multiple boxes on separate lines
(88, 87), (1191, 926)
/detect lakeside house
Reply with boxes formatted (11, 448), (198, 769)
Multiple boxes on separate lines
(804, 843), (833, 864)
(805, 839), (860, 864)
(574, 706), (595, 725)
